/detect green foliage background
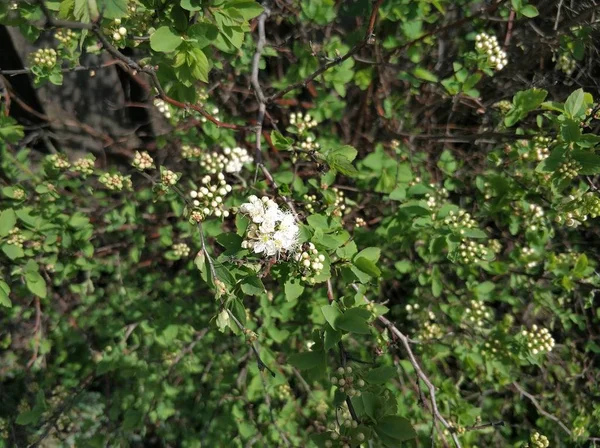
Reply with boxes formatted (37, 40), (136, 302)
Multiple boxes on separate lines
(1, 0), (600, 447)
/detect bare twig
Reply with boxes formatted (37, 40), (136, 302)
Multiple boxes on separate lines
(353, 284), (462, 448)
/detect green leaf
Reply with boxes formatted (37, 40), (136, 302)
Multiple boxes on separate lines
(353, 257), (381, 278)
(335, 308), (371, 334)
(573, 254), (588, 276)
(514, 88), (547, 112)
(228, 1), (264, 20)
(520, 4), (539, 17)
(150, 26), (183, 53)
(413, 67), (438, 82)
(288, 350), (326, 370)
(564, 88), (585, 118)
(431, 265), (442, 298)
(284, 277), (304, 301)
(2, 243), (24, 260)
(0, 280), (11, 308)
(0, 208), (16, 237)
(361, 391), (378, 420)
(560, 119), (581, 142)
(187, 22), (219, 48)
(271, 130), (294, 151)
(239, 275), (265, 296)
(321, 304), (342, 330)
(324, 326), (341, 351)
(26, 271), (47, 298)
(355, 247), (381, 263)
(328, 145), (358, 162)
(572, 150), (600, 175)
(96, 0), (127, 18)
(365, 365), (396, 384)
(463, 229), (487, 238)
(374, 415), (417, 443)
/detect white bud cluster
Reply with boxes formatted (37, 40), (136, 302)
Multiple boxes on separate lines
(522, 325), (555, 355)
(531, 136), (551, 161)
(457, 240), (490, 264)
(239, 196), (299, 257)
(421, 321), (444, 340)
(525, 431), (550, 448)
(181, 144), (202, 160)
(555, 53), (576, 76)
(111, 18), (128, 42)
(330, 367), (364, 398)
(154, 98), (172, 120)
(99, 173), (130, 191)
(293, 242), (325, 283)
(520, 246), (538, 269)
(355, 217), (366, 228)
(132, 151), (154, 170)
(331, 187), (347, 217)
(199, 147), (252, 174)
(172, 242), (191, 258)
(31, 48), (57, 68)
(475, 32), (508, 70)
(71, 155), (95, 175)
(55, 29), (76, 45)
(200, 107), (220, 123)
(10, 1), (18, 10)
(481, 181), (494, 200)
(13, 188), (25, 200)
(493, 100), (512, 114)
(482, 338), (504, 356)
(489, 239), (502, 254)
(425, 185), (449, 213)
(299, 135), (320, 151)
(46, 153), (70, 170)
(557, 159), (581, 181)
(405, 302), (420, 318)
(161, 169), (178, 186)
(408, 176), (422, 187)
(289, 111), (317, 133)
(303, 194), (317, 214)
(189, 173), (232, 220)
(525, 203), (545, 232)
(464, 300), (492, 328)
(444, 209), (477, 232)
(223, 147), (252, 173)
(7, 228), (26, 247)
(556, 193), (600, 227)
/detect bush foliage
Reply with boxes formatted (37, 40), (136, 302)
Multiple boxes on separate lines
(1, 0), (600, 447)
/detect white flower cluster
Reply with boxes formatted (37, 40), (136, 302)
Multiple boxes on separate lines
(111, 19), (128, 42)
(7, 228), (25, 247)
(522, 325), (555, 355)
(464, 300), (492, 328)
(189, 173), (232, 220)
(46, 153), (70, 170)
(526, 203), (545, 232)
(239, 196), (299, 257)
(181, 144), (202, 160)
(154, 98), (172, 120)
(293, 242), (325, 283)
(425, 185), (449, 217)
(55, 29), (76, 45)
(475, 32), (508, 70)
(199, 147), (252, 174)
(172, 242), (190, 258)
(520, 246), (538, 269)
(331, 366), (363, 398)
(161, 169), (178, 186)
(132, 151), (154, 170)
(31, 48), (57, 68)
(289, 111), (317, 133)
(99, 173), (131, 191)
(525, 431), (549, 448)
(71, 155), (95, 175)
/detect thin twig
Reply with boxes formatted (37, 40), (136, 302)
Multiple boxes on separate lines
(353, 284), (462, 448)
